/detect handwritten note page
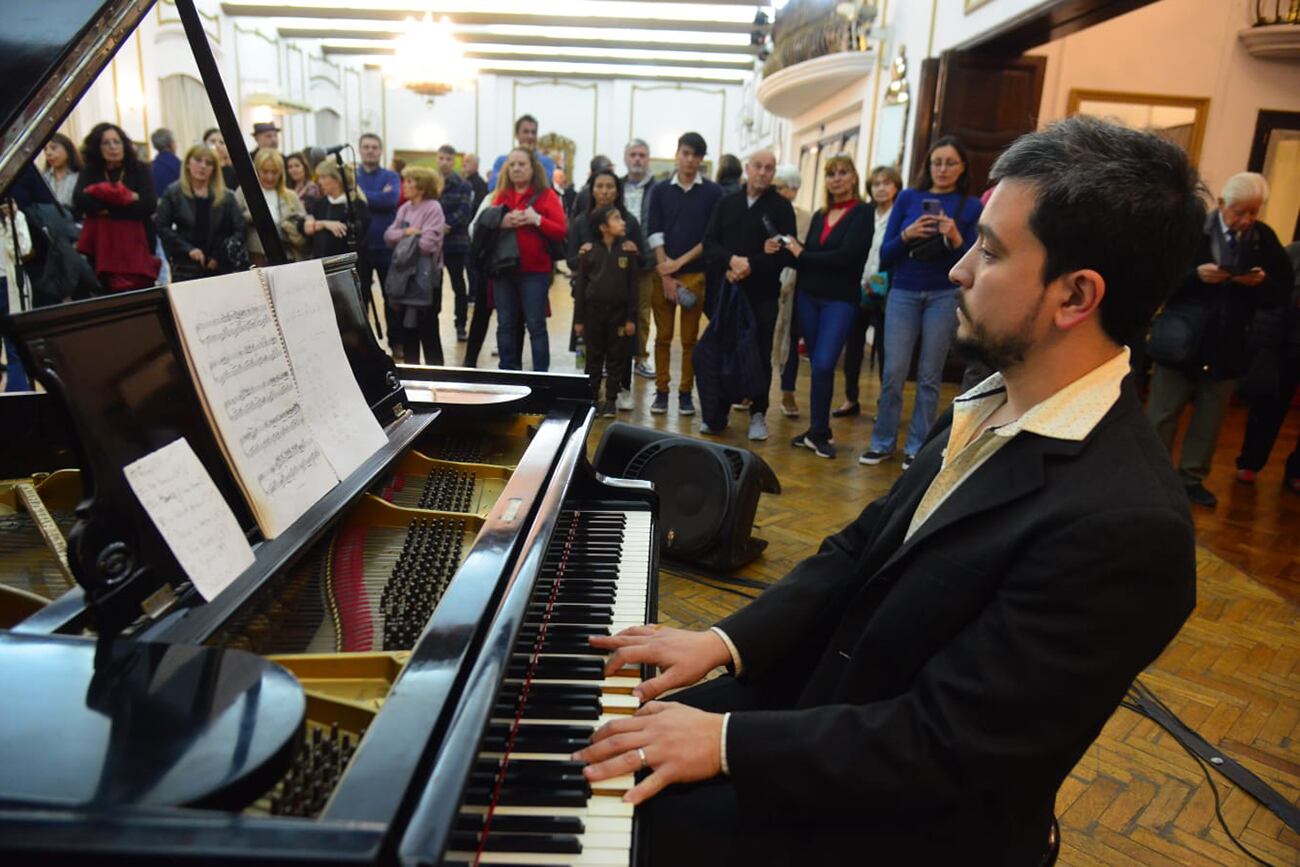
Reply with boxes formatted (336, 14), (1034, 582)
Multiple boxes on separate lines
(124, 438), (256, 602)
(169, 272), (338, 538)
(262, 260), (387, 479)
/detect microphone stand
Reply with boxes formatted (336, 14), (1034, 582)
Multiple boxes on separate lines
(335, 147), (383, 340)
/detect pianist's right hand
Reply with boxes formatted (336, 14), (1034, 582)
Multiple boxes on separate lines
(590, 625), (732, 703)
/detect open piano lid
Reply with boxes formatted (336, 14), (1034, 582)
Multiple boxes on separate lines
(0, 0), (154, 197)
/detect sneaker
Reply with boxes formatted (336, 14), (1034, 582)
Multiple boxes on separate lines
(1235, 468), (1257, 485)
(616, 388), (634, 411)
(699, 421), (726, 435)
(678, 392), (695, 416)
(651, 391), (669, 414)
(780, 393), (800, 418)
(598, 401), (617, 418)
(858, 449), (894, 466)
(901, 453), (916, 471)
(1185, 483), (1217, 508)
(731, 398), (752, 412)
(748, 413), (768, 442)
(792, 431), (836, 458)
(635, 361), (655, 379)
(456, 326), (468, 342)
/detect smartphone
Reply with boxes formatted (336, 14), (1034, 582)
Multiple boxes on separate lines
(762, 214), (794, 247)
(921, 198), (943, 218)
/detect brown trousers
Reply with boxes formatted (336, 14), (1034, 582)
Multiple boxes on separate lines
(651, 271), (707, 394)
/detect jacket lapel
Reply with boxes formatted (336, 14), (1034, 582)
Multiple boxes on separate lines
(878, 432), (1090, 581)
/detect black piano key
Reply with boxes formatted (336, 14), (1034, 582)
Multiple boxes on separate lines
(479, 832), (584, 855)
(495, 701), (600, 720)
(464, 785), (590, 808)
(455, 814), (586, 835)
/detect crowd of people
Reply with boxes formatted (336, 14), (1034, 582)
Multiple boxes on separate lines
(2, 113), (1297, 503)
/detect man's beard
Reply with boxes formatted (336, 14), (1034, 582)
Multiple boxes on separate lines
(953, 291), (1042, 372)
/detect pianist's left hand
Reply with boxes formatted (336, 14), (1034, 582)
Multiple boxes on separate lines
(573, 701), (723, 805)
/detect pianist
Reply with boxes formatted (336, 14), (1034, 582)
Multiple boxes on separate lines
(575, 117), (1204, 864)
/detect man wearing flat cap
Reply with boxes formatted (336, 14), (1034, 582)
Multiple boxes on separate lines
(249, 122), (280, 161)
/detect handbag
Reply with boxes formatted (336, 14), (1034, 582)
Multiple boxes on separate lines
(906, 234), (949, 262)
(1146, 299), (1212, 367)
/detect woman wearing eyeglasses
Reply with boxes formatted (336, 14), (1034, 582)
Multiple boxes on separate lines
(861, 136), (982, 470)
(774, 154), (873, 459)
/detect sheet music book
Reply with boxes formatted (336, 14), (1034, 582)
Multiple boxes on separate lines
(123, 438), (256, 602)
(261, 260), (387, 479)
(167, 263), (382, 539)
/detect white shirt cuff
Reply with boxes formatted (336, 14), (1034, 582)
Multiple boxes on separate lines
(710, 626), (743, 677)
(647, 232), (665, 250)
(719, 711), (732, 776)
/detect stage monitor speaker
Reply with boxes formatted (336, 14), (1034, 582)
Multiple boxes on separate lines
(593, 423), (780, 571)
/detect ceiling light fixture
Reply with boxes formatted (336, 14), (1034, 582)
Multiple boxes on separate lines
(387, 13), (474, 97)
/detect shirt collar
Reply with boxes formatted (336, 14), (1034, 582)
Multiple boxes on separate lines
(952, 347), (1130, 446)
(671, 173), (703, 191)
(327, 193), (347, 205)
(1216, 210), (1234, 240)
(625, 175), (650, 189)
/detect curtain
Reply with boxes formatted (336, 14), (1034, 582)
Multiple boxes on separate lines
(160, 74), (215, 152)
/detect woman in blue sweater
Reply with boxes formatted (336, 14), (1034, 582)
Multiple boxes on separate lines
(862, 136), (982, 469)
(776, 154), (873, 459)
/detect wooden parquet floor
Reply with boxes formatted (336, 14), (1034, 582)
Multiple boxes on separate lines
(441, 278), (1300, 864)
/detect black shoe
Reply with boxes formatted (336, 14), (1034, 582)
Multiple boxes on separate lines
(831, 401), (861, 418)
(1185, 483), (1217, 508)
(792, 430), (836, 458)
(456, 326), (468, 342)
(901, 453), (916, 471)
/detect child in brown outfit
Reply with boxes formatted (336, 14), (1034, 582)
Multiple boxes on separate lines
(574, 206), (638, 415)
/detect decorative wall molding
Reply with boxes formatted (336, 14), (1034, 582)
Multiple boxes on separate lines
(511, 79), (599, 172)
(158, 0), (220, 42)
(1238, 24), (1300, 62)
(629, 83), (728, 154)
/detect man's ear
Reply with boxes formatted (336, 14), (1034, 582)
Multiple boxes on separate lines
(1054, 269), (1105, 332)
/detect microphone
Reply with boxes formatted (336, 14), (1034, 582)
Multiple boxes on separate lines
(322, 143), (350, 156)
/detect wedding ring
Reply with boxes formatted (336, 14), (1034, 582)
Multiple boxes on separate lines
(636, 747), (648, 770)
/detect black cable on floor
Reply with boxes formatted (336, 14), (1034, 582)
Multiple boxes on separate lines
(1120, 691), (1279, 867)
(659, 566), (760, 601)
(660, 559), (774, 592)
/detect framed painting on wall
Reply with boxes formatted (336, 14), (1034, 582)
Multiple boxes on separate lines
(1067, 89), (1209, 166)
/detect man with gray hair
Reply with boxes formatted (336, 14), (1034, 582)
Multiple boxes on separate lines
(150, 128), (180, 195)
(623, 138), (659, 378)
(1146, 170), (1292, 508)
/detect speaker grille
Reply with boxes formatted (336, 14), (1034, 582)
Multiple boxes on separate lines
(629, 443), (731, 556)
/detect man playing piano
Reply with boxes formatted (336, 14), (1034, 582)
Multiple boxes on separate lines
(575, 117), (1205, 864)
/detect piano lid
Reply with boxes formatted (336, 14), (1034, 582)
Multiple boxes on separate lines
(0, 0), (154, 198)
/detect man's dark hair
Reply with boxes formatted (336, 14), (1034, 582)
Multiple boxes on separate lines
(990, 116), (1206, 346)
(437, 144), (457, 156)
(590, 154), (613, 174)
(359, 132), (383, 148)
(515, 114), (538, 134)
(677, 132), (707, 158)
(590, 205), (619, 235)
(716, 153), (742, 185)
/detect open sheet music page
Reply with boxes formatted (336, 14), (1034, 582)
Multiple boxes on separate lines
(169, 272), (338, 538)
(124, 438), (256, 602)
(261, 260), (387, 479)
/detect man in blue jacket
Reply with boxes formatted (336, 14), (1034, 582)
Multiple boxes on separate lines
(356, 133), (401, 353)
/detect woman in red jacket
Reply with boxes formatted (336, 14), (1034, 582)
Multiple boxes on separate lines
(491, 147), (567, 371)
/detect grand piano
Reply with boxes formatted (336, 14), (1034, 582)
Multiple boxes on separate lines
(0, 2), (658, 864)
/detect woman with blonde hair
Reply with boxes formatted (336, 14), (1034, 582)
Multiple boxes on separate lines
(774, 153), (873, 458)
(155, 144), (245, 281)
(237, 148), (308, 264)
(490, 146), (568, 371)
(383, 165), (446, 364)
(305, 159), (371, 260)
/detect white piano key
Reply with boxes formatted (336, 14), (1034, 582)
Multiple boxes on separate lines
(444, 849), (630, 866)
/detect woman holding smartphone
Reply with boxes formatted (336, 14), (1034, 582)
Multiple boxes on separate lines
(861, 136), (982, 470)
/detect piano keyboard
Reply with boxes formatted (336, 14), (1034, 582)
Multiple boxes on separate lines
(442, 507), (653, 867)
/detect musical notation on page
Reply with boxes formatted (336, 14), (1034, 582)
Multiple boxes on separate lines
(261, 260), (387, 479)
(123, 438), (255, 602)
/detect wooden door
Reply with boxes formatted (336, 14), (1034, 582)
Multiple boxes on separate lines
(909, 52), (1047, 195)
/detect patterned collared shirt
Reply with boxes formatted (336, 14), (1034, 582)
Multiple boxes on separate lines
(906, 347), (1131, 540)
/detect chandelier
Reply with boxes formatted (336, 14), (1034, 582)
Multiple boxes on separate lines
(388, 13), (472, 97)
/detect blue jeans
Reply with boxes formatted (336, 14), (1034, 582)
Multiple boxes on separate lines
(495, 271), (552, 371)
(0, 276), (29, 392)
(796, 292), (856, 437)
(870, 287), (959, 456)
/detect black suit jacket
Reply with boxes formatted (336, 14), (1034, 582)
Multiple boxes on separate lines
(717, 378), (1196, 863)
(703, 187), (795, 304)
